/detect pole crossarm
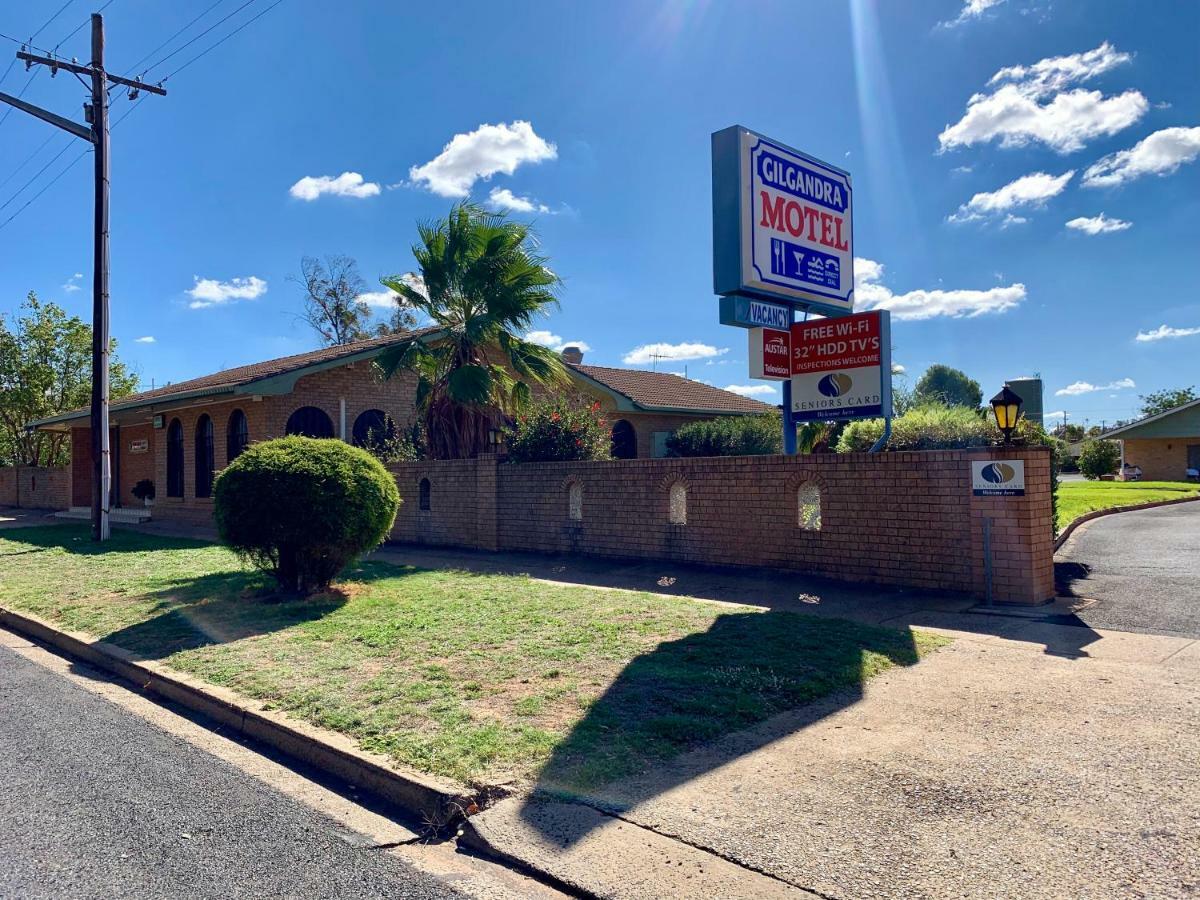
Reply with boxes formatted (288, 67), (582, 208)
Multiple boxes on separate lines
(0, 89), (94, 141)
(15, 50), (167, 96)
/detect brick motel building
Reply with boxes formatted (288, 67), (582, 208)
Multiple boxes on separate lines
(26, 329), (770, 526)
(22, 329), (1058, 604)
(1100, 397), (1200, 481)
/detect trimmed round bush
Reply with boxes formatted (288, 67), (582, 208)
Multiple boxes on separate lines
(214, 436), (400, 594)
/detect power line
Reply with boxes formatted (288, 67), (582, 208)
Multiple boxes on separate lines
(160, 0), (284, 82)
(0, 95), (142, 235)
(29, 0), (76, 43)
(0, 131), (57, 193)
(139, 0), (257, 77)
(51, 0), (116, 54)
(126, 0), (226, 74)
(0, 138), (74, 213)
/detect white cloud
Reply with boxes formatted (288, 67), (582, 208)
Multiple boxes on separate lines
(891, 363), (907, 374)
(1044, 410), (1067, 422)
(1081, 126), (1200, 188)
(939, 0), (1004, 29)
(525, 330), (591, 353)
(62, 272), (83, 292)
(1135, 324), (1200, 343)
(357, 290), (401, 310)
(1055, 377), (1136, 396)
(939, 43), (1147, 153)
(622, 342), (729, 365)
(288, 171), (381, 201)
(134, 335), (155, 343)
(1066, 213), (1131, 234)
(187, 275), (267, 309)
(487, 187), (551, 214)
(948, 170), (1074, 223)
(723, 384), (778, 398)
(855, 257), (1026, 320)
(408, 121), (557, 198)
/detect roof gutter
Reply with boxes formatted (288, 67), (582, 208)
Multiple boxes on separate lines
(26, 384), (238, 430)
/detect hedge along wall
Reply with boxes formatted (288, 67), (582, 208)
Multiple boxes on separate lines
(0, 466), (70, 510)
(389, 446), (1055, 604)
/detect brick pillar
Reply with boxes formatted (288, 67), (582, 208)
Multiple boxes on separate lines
(475, 456), (499, 552)
(968, 446), (1056, 604)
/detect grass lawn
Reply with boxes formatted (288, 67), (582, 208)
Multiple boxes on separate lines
(1058, 480), (1200, 532)
(0, 525), (945, 791)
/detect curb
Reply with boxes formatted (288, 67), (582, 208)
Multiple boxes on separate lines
(1055, 493), (1200, 551)
(0, 605), (471, 825)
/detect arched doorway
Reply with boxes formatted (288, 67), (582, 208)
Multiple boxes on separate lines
(610, 419), (637, 459)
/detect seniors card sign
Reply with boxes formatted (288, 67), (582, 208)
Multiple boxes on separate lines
(712, 125), (854, 318)
(971, 460), (1026, 497)
(790, 310), (892, 422)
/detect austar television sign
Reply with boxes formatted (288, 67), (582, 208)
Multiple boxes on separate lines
(712, 125), (854, 318)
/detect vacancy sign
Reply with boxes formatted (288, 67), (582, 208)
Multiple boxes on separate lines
(748, 328), (792, 380)
(712, 126), (854, 318)
(971, 460), (1026, 497)
(790, 310), (892, 422)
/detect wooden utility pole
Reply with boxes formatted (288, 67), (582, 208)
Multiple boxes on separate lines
(1, 13), (166, 541)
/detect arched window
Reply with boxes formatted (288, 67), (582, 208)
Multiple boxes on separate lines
(352, 409), (393, 447)
(611, 419), (637, 459)
(195, 415), (215, 498)
(286, 406), (334, 439)
(798, 482), (822, 531)
(226, 409), (249, 462)
(568, 481), (583, 521)
(419, 478), (431, 511)
(668, 482), (687, 525)
(166, 418), (184, 498)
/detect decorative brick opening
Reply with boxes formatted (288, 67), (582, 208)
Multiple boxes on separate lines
(418, 477), (431, 511)
(797, 482), (822, 531)
(567, 480), (583, 521)
(668, 481), (687, 525)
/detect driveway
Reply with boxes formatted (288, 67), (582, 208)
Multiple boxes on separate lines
(1057, 500), (1200, 639)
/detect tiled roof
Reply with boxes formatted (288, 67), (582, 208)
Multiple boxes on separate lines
(569, 363), (773, 414)
(32, 328), (441, 426)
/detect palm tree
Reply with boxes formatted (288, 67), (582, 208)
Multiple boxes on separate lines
(377, 203), (567, 459)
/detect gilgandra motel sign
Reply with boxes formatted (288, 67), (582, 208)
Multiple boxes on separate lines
(712, 125), (854, 317)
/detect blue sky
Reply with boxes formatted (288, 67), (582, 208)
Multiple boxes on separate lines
(2, 0), (1198, 429)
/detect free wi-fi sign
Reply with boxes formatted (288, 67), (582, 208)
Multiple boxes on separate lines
(970, 460), (1026, 497)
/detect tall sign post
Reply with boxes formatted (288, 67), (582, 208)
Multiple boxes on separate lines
(2, 16), (167, 540)
(713, 125), (891, 453)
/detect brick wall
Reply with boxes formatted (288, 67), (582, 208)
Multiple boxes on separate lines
(0, 466), (69, 509)
(389, 447), (1054, 604)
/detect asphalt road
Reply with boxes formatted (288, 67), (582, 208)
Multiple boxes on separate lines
(0, 642), (466, 900)
(1057, 500), (1200, 639)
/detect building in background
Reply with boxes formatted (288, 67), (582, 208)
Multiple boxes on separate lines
(1100, 398), (1200, 482)
(1007, 377), (1044, 429)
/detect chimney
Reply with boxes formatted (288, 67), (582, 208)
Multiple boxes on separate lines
(561, 345), (584, 365)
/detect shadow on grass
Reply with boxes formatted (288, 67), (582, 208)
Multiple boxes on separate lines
(97, 572), (350, 660)
(522, 609), (927, 845)
(0, 523), (212, 556)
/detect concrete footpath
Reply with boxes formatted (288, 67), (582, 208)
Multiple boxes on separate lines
(466, 622), (1199, 899)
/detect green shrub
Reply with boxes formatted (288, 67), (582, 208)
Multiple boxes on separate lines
(1078, 439), (1121, 480)
(505, 398), (611, 463)
(214, 436), (400, 594)
(667, 413), (782, 457)
(360, 416), (425, 464)
(836, 404), (993, 452)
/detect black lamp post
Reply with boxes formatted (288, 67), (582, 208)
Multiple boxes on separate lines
(989, 385), (1024, 445)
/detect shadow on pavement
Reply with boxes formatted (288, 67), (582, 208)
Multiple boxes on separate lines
(520, 609), (925, 845)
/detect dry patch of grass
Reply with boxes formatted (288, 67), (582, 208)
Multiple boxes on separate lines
(0, 525), (946, 790)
